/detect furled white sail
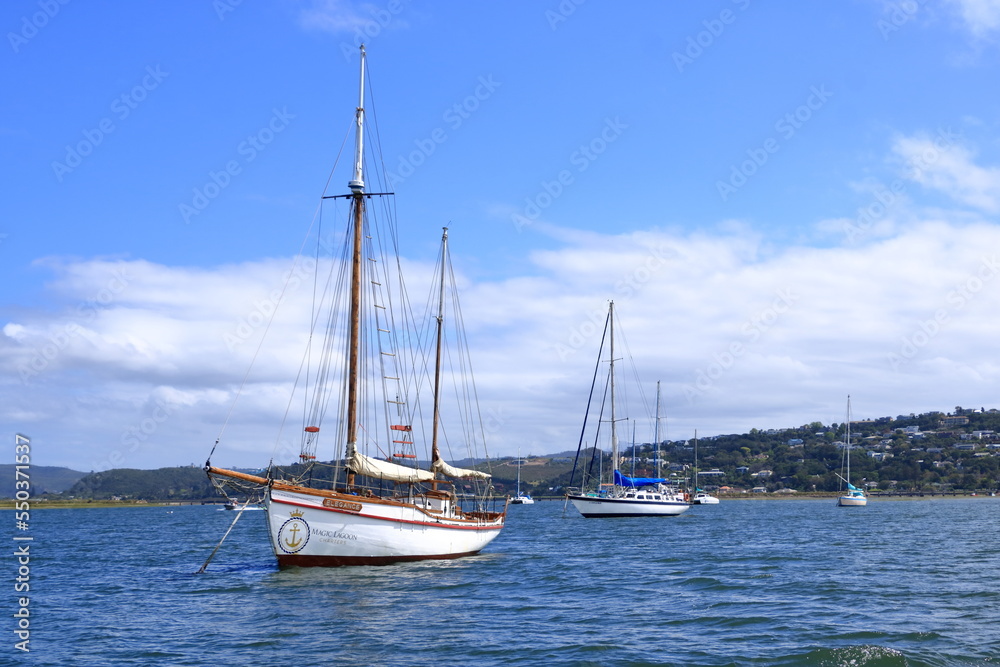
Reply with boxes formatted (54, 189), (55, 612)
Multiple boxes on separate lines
(348, 450), (436, 483)
(432, 458), (491, 480)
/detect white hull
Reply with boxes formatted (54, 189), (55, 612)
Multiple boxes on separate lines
(510, 495), (534, 505)
(837, 397), (866, 508)
(568, 494), (689, 517)
(267, 486), (505, 566)
(837, 495), (868, 507)
(692, 493), (720, 505)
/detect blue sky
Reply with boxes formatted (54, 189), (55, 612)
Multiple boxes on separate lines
(4, 0), (1000, 471)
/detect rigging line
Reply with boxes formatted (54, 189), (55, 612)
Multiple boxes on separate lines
(365, 206), (409, 455)
(309, 225), (352, 431)
(300, 205), (334, 453)
(587, 367), (612, 484)
(213, 120), (353, 450)
(568, 307), (611, 489)
(401, 239), (445, 446)
(295, 239), (349, 466)
(368, 227), (400, 462)
(362, 61), (393, 204)
(377, 211), (426, 453)
(299, 202), (324, 459)
(445, 256), (487, 466)
(432, 239), (461, 464)
(611, 307), (654, 431)
(278, 245), (343, 463)
(280, 214), (351, 463)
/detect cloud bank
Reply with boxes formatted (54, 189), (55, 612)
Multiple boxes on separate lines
(5, 129), (1000, 470)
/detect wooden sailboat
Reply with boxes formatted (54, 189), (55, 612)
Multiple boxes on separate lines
(566, 301), (690, 518)
(837, 395), (867, 507)
(205, 46), (506, 566)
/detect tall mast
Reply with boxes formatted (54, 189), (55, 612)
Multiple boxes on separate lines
(654, 380), (661, 478)
(609, 301), (618, 478)
(345, 45), (366, 486)
(694, 429), (699, 491)
(516, 447), (521, 496)
(430, 227), (448, 473)
(846, 395), (851, 483)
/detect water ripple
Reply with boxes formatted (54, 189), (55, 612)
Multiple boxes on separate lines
(17, 498), (1000, 665)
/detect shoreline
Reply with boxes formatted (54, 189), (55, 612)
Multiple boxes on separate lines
(0, 500), (229, 509)
(2, 491), (996, 510)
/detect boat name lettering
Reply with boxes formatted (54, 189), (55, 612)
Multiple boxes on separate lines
(313, 529), (358, 541)
(323, 499), (363, 512)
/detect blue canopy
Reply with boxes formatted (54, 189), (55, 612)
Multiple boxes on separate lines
(846, 482), (860, 491)
(614, 470), (668, 488)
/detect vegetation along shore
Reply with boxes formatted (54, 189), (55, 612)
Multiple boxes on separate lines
(5, 405), (999, 504)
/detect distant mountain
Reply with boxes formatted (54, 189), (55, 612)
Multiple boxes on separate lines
(1, 465), (86, 497)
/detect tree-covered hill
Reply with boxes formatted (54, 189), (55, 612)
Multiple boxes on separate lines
(64, 467), (217, 501)
(22, 406), (1000, 501)
(608, 405), (1000, 495)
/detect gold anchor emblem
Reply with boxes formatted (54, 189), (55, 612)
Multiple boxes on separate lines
(278, 510), (309, 554)
(284, 522), (303, 549)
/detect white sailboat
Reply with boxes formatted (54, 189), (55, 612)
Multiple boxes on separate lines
(837, 395), (868, 507)
(691, 430), (719, 505)
(206, 46), (506, 566)
(566, 302), (690, 518)
(510, 449), (534, 505)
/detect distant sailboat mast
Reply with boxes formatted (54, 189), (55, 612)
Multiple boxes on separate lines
(565, 300), (691, 517)
(654, 380), (662, 479)
(631, 422), (636, 476)
(845, 395), (852, 485)
(609, 301), (618, 484)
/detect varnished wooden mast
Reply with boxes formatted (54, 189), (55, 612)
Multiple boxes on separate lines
(345, 45), (367, 487)
(430, 227), (448, 480)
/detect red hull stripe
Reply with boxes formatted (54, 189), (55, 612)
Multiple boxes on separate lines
(276, 550), (481, 568)
(270, 496), (504, 532)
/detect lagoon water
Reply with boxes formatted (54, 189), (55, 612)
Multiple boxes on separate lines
(14, 497), (1000, 666)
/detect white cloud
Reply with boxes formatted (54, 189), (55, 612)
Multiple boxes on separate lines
(297, 0), (409, 35)
(892, 132), (1000, 212)
(8, 134), (1000, 471)
(298, 0), (369, 33)
(6, 215), (1000, 470)
(946, 0), (1000, 37)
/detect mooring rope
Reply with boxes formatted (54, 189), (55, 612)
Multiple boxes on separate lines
(196, 498), (253, 574)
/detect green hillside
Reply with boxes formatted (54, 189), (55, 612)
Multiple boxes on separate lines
(14, 406), (1000, 502)
(1, 465), (86, 497)
(64, 466), (217, 501)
